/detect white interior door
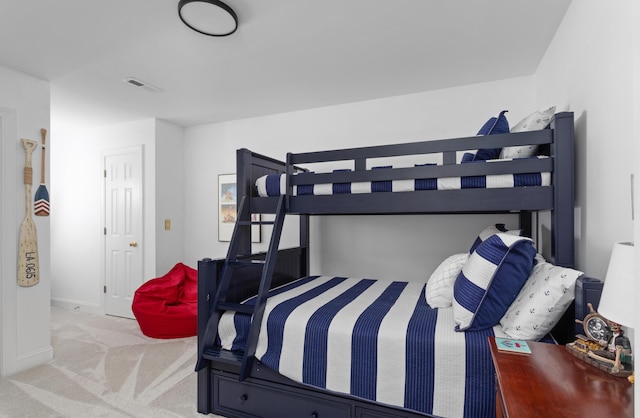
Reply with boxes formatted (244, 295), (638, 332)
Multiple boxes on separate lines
(104, 146), (143, 318)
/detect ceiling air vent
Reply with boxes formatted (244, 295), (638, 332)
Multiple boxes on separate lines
(122, 77), (163, 93)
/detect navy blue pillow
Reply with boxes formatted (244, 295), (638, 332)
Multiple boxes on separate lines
(467, 110), (509, 162)
(477, 110), (509, 135)
(453, 233), (536, 331)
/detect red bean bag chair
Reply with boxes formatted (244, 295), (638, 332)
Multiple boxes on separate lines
(132, 263), (198, 338)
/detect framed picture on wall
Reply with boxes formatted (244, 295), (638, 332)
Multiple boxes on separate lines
(218, 174), (261, 242)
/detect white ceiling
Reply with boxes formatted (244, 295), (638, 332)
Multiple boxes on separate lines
(0, 0), (572, 128)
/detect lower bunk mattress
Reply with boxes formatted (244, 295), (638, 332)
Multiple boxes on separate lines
(218, 275), (511, 418)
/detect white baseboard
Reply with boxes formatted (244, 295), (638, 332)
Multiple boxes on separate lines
(2, 345), (53, 377)
(50, 298), (103, 315)
(17, 345), (53, 369)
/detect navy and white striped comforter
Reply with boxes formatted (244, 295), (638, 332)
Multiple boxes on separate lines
(218, 275), (507, 418)
(255, 158), (550, 197)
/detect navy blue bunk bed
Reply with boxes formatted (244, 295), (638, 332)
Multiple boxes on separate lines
(197, 112), (576, 418)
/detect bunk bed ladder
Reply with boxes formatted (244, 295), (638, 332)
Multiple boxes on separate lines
(237, 194), (286, 380)
(195, 195), (287, 380)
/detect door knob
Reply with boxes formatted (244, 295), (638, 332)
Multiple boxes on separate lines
(129, 241), (138, 247)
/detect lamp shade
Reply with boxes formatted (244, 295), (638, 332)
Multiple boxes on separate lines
(598, 242), (635, 328)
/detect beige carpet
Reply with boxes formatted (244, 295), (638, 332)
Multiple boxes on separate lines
(0, 307), (223, 418)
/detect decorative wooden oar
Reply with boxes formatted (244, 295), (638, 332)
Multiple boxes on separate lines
(34, 128), (50, 216)
(18, 139), (40, 287)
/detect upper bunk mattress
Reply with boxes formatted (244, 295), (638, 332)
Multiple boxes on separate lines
(256, 157), (551, 197)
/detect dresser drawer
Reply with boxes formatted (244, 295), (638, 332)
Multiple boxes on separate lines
(214, 374), (351, 418)
(356, 405), (428, 418)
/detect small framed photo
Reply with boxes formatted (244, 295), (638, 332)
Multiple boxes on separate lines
(218, 174), (260, 242)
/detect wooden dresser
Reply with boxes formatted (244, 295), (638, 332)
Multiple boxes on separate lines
(489, 337), (634, 418)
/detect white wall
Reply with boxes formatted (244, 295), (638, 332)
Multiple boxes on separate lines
(535, 0), (635, 279)
(50, 116), (185, 312)
(0, 65), (52, 376)
(183, 76), (537, 280)
(155, 119), (186, 275)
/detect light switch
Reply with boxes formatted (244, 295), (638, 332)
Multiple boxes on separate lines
(164, 219), (171, 230)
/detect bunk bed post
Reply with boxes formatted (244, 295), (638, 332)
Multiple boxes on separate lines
(237, 148), (253, 256)
(196, 257), (221, 414)
(300, 213), (310, 275)
(518, 211), (533, 238)
(286, 152), (293, 212)
(550, 112), (575, 268)
(286, 152), (310, 274)
(549, 111), (577, 345)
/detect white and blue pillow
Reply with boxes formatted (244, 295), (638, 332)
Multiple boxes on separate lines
(453, 233), (536, 331)
(500, 106), (556, 159)
(500, 254), (583, 340)
(469, 223), (522, 254)
(425, 253), (470, 309)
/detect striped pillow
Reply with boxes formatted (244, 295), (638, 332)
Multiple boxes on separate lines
(453, 233), (536, 331)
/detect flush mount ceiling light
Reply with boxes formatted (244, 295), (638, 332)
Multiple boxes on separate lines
(178, 0), (238, 37)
